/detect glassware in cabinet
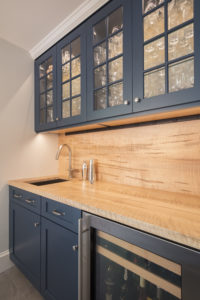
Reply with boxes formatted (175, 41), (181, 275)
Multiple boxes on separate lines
(87, 0), (133, 121)
(56, 25), (87, 126)
(35, 46), (57, 131)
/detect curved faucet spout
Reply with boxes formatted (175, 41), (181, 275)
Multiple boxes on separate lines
(56, 144), (72, 179)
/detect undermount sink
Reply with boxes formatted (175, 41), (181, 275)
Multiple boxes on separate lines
(30, 178), (68, 186)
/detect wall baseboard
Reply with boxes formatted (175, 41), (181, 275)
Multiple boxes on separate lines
(0, 250), (13, 274)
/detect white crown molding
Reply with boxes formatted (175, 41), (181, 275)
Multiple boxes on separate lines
(0, 250), (13, 274)
(29, 0), (109, 59)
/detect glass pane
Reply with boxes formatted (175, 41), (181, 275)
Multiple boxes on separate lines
(168, 24), (194, 61)
(93, 19), (107, 44)
(108, 31), (123, 59)
(95, 230), (181, 300)
(94, 88), (107, 110)
(169, 57), (194, 92)
(144, 67), (165, 98)
(71, 57), (81, 77)
(94, 42), (106, 66)
(40, 78), (45, 93)
(46, 57), (53, 74)
(46, 90), (53, 106)
(144, 37), (165, 70)
(39, 62), (45, 77)
(40, 94), (45, 108)
(62, 63), (70, 82)
(40, 109), (45, 124)
(72, 77), (81, 96)
(143, 0), (164, 14)
(168, 0), (193, 29)
(47, 107), (53, 123)
(109, 57), (123, 83)
(62, 82), (70, 100)
(109, 82), (123, 107)
(62, 101), (70, 118)
(72, 97), (81, 116)
(62, 44), (70, 64)
(143, 7), (164, 41)
(71, 37), (81, 58)
(108, 7), (123, 35)
(94, 65), (107, 89)
(47, 73), (53, 90)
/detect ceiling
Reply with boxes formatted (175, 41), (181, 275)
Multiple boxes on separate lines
(0, 0), (85, 52)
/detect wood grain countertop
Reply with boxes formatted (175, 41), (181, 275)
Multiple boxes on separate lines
(8, 176), (200, 251)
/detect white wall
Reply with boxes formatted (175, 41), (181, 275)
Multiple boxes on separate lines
(0, 38), (58, 264)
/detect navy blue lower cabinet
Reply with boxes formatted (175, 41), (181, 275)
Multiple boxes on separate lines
(9, 201), (41, 290)
(41, 217), (78, 300)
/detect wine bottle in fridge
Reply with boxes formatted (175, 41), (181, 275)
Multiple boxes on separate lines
(138, 277), (147, 300)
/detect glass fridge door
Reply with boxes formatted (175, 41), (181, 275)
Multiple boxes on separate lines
(93, 230), (182, 300)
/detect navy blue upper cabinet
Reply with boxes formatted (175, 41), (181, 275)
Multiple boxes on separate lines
(86, 0), (133, 121)
(35, 0), (200, 132)
(35, 47), (57, 131)
(56, 25), (87, 126)
(132, 0), (200, 113)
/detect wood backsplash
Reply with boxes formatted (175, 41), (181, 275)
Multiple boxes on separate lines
(58, 118), (200, 196)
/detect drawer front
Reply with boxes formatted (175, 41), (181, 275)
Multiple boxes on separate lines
(42, 198), (81, 233)
(9, 186), (41, 214)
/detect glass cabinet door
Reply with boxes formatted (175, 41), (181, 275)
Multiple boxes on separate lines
(35, 47), (57, 132)
(56, 25), (86, 126)
(94, 230), (181, 300)
(86, 0), (133, 121)
(133, 0), (200, 113)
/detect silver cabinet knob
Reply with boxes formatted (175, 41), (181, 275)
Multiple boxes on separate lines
(134, 97), (141, 103)
(123, 100), (130, 105)
(72, 245), (78, 251)
(34, 222), (40, 228)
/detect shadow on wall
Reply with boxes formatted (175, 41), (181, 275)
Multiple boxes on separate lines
(0, 38), (58, 254)
(0, 38), (32, 112)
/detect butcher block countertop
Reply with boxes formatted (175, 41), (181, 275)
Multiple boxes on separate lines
(9, 176), (200, 251)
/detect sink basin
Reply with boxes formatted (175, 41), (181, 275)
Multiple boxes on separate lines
(30, 178), (68, 186)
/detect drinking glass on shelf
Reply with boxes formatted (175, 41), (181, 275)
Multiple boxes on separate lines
(62, 50), (70, 64)
(169, 32), (179, 46)
(184, 26), (193, 40)
(156, 39), (164, 50)
(180, 0), (192, 21)
(112, 25), (122, 34)
(143, 0), (164, 14)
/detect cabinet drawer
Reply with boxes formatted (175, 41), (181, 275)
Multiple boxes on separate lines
(42, 198), (81, 233)
(9, 186), (41, 214)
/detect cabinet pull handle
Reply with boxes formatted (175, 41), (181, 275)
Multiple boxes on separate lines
(72, 245), (78, 251)
(34, 222), (40, 228)
(14, 193), (22, 199)
(25, 199), (35, 205)
(52, 209), (65, 216)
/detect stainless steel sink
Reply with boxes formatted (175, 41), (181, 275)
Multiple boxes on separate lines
(30, 178), (68, 186)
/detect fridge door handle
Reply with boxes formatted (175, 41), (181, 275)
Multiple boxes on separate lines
(78, 214), (91, 300)
(78, 218), (82, 300)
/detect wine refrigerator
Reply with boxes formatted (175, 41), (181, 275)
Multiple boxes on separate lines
(78, 212), (200, 300)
